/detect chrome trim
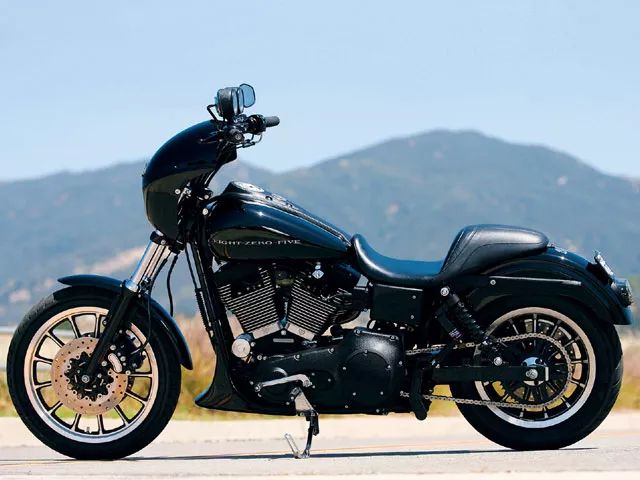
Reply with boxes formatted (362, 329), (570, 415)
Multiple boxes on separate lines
(285, 322), (315, 341)
(255, 374), (312, 392)
(294, 388), (314, 411)
(128, 236), (172, 292)
(231, 333), (253, 358)
(251, 321), (281, 339)
(489, 276), (582, 287)
(594, 251), (614, 279)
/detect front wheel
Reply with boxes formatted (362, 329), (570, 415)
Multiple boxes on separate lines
(450, 297), (623, 450)
(7, 287), (181, 459)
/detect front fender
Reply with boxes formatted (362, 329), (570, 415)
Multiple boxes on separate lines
(58, 274), (193, 369)
(466, 248), (634, 326)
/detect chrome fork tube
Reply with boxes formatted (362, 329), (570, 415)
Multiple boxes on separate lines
(125, 231), (173, 293)
(84, 231), (173, 376)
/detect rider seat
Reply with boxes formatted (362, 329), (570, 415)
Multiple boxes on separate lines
(351, 224), (549, 287)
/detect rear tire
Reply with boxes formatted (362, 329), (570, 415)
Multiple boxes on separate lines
(450, 296), (622, 450)
(7, 287), (182, 459)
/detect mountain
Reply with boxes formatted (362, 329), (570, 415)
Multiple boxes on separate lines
(1, 130), (639, 325)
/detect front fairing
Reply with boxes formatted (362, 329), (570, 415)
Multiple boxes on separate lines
(142, 121), (237, 239)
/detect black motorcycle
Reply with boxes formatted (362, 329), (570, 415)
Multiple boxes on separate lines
(7, 84), (634, 459)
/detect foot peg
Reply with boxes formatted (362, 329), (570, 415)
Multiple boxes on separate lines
(284, 387), (319, 459)
(254, 374), (312, 392)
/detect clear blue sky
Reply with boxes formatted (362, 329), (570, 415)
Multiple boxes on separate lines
(1, 1), (639, 180)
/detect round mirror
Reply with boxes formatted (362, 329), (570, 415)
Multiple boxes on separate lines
(215, 87), (243, 119)
(232, 89), (241, 114)
(239, 83), (255, 107)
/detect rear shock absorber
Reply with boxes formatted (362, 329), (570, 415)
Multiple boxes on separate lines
(440, 287), (486, 344)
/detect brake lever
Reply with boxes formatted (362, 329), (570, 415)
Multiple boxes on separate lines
(226, 127), (245, 144)
(199, 114), (262, 147)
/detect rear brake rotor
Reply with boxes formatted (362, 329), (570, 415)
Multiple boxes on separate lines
(51, 337), (128, 415)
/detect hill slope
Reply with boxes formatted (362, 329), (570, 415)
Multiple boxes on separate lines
(1, 130), (638, 324)
(274, 130), (640, 264)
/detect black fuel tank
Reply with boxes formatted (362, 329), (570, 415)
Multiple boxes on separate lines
(207, 182), (350, 260)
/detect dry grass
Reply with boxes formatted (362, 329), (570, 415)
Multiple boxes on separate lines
(0, 376), (13, 415)
(1, 323), (639, 418)
(172, 317), (257, 420)
(616, 337), (640, 410)
(173, 316), (216, 419)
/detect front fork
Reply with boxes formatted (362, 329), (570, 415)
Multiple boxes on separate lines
(84, 231), (174, 376)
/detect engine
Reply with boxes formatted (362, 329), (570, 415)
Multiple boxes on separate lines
(253, 327), (405, 411)
(213, 261), (361, 347)
(213, 262), (406, 413)
(215, 265), (281, 338)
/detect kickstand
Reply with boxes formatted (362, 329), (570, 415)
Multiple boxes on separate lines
(285, 412), (319, 459)
(284, 387), (319, 459)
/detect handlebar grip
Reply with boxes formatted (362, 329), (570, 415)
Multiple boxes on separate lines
(263, 116), (280, 128)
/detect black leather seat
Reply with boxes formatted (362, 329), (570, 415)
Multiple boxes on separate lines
(352, 224), (549, 287)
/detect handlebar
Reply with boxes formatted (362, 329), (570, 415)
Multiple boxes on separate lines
(245, 114), (280, 134)
(214, 114), (280, 147)
(263, 116), (280, 128)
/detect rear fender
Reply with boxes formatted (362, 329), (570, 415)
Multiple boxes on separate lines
(464, 248), (634, 326)
(58, 274), (193, 369)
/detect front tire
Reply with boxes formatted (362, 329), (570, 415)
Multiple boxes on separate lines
(450, 297), (622, 450)
(7, 287), (181, 459)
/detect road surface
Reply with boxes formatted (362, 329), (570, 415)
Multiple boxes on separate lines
(1, 412), (639, 479)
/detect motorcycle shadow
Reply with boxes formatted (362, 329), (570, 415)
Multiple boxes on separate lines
(0, 447), (594, 463)
(130, 446), (593, 461)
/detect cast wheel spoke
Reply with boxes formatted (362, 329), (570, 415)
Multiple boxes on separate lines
(97, 414), (106, 434)
(509, 321), (519, 335)
(34, 381), (52, 392)
(114, 404), (131, 425)
(70, 413), (81, 431)
(474, 307), (595, 427)
(24, 306), (159, 442)
(549, 318), (561, 339)
(125, 389), (148, 405)
(68, 316), (82, 339)
(570, 379), (586, 388)
(93, 315), (103, 338)
(45, 333), (65, 348)
(47, 400), (62, 414)
(33, 354), (53, 365)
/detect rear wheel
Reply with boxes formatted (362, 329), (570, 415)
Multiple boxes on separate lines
(7, 287), (181, 459)
(450, 297), (622, 450)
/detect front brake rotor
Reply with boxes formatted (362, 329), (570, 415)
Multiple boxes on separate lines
(51, 337), (128, 415)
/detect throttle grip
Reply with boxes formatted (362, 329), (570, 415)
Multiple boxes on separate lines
(263, 116), (280, 128)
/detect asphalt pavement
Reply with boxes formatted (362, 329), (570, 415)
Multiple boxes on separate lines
(0, 412), (639, 479)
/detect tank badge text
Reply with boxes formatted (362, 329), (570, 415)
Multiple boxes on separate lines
(213, 239), (302, 246)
